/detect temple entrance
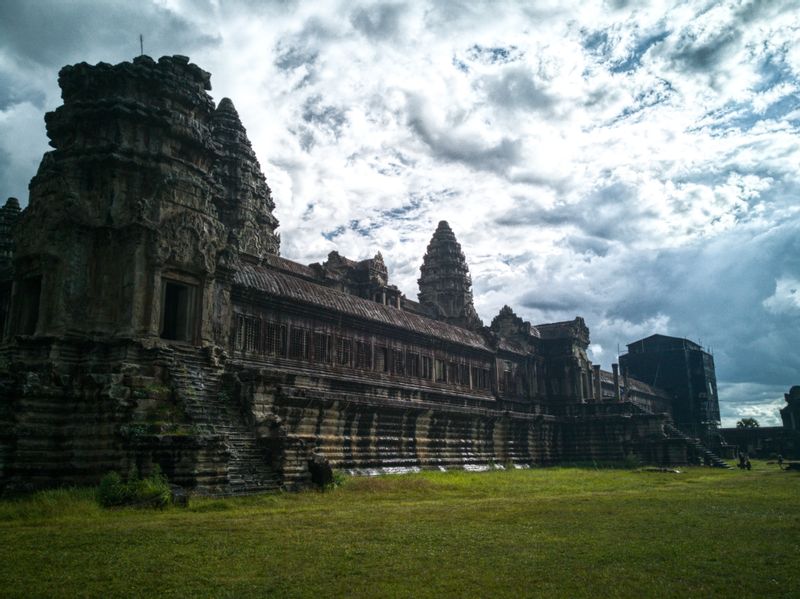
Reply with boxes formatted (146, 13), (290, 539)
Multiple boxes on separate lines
(18, 276), (41, 335)
(160, 279), (196, 342)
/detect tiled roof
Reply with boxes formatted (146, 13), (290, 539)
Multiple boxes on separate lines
(400, 297), (434, 318)
(259, 254), (317, 280)
(233, 262), (491, 351)
(497, 338), (528, 355)
(599, 369), (670, 398)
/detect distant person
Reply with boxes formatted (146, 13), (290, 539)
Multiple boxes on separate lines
(778, 454), (784, 470)
(745, 457), (752, 471)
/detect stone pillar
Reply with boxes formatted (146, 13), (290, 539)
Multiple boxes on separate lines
(570, 365), (581, 400)
(622, 366), (629, 402)
(612, 363), (621, 402)
(583, 368), (594, 399)
(147, 269), (164, 338)
(200, 277), (215, 345)
(593, 365), (602, 400)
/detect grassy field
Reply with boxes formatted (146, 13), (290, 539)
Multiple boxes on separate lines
(1, 463), (798, 598)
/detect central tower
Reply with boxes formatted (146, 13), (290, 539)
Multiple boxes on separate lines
(417, 220), (483, 330)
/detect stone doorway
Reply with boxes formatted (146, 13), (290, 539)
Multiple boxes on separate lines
(160, 279), (196, 342)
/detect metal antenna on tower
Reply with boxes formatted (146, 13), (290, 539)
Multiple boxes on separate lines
(139, 34), (144, 56)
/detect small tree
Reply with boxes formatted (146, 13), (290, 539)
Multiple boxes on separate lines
(736, 418), (760, 429)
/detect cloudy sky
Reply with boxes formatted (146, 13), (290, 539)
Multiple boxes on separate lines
(1, 0), (798, 425)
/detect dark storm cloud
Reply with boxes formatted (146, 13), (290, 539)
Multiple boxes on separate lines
(0, 146), (16, 187)
(301, 95), (348, 138)
(226, 0), (300, 11)
(272, 16), (344, 90)
(0, 0), (219, 204)
(668, 27), (741, 73)
(582, 25), (670, 74)
(292, 95), (348, 151)
(507, 170), (572, 191)
(582, 29), (608, 53)
(509, 221), (799, 412)
(494, 159), (799, 396)
(603, 222), (800, 385)
(0, 73), (46, 111)
(577, 183), (661, 240)
(480, 66), (557, 114)
(466, 44), (524, 65)
(734, 0), (800, 22)
(716, 381), (788, 425)
(0, 1), (218, 69)
(519, 295), (582, 313)
(607, 0), (634, 9)
(494, 204), (569, 228)
(753, 46), (795, 93)
(422, 0), (497, 30)
(274, 45), (318, 71)
(494, 182), (657, 240)
(609, 30), (671, 74)
(661, 0), (800, 83)
(406, 95), (522, 173)
(350, 2), (407, 39)
(608, 77), (675, 124)
(293, 126), (315, 152)
(562, 234), (614, 257)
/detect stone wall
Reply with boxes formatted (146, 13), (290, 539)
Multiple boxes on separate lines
(231, 365), (682, 488)
(720, 426), (800, 459)
(1, 335), (686, 495)
(0, 339), (231, 493)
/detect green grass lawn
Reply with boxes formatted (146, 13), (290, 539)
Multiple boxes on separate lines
(1, 463), (797, 598)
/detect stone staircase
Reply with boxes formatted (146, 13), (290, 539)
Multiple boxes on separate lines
(662, 422), (734, 469)
(623, 400), (732, 468)
(161, 345), (280, 495)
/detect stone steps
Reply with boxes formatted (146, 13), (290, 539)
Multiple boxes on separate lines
(159, 346), (280, 494)
(663, 423), (734, 469)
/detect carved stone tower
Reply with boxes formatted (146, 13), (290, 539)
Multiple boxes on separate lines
(9, 55), (233, 345)
(212, 98), (280, 258)
(418, 220), (483, 330)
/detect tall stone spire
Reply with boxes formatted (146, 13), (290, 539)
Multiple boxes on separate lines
(418, 220), (483, 330)
(212, 97), (280, 258)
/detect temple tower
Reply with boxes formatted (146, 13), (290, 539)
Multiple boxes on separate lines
(8, 55), (231, 345)
(418, 220), (483, 330)
(212, 98), (280, 258)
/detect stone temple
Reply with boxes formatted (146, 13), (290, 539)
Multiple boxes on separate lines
(0, 56), (727, 495)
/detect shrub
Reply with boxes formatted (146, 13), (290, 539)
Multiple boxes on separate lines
(623, 453), (641, 469)
(96, 466), (172, 509)
(96, 471), (130, 507)
(330, 470), (348, 489)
